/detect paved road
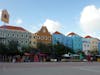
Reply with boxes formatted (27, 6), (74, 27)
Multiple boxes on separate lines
(0, 62), (100, 75)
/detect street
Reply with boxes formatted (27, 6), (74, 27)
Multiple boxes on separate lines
(0, 62), (100, 75)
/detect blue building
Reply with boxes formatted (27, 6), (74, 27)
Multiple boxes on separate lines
(98, 40), (100, 54)
(67, 32), (83, 53)
(52, 31), (66, 45)
(64, 36), (73, 49)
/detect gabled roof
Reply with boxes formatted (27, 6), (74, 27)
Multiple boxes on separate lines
(85, 35), (92, 38)
(0, 25), (27, 31)
(35, 26), (51, 36)
(53, 31), (62, 34)
(67, 32), (76, 36)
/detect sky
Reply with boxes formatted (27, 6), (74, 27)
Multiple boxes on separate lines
(0, 0), (100, 39)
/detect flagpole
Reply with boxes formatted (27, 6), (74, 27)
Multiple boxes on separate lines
(3, 22), (6, 29)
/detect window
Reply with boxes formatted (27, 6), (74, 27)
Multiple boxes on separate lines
(33, 42), (36, 44)
(33, 36), (36, 39)
(8, 34), (9, 36)
(17, 41), (19, 43)
(29, 36), (31, 38)
(37, 36), (40, 39)
(21, 41), (23, 43)
(8, 40), (9, 43)
(30, 41), (31, 44)
(87, 45), (89, 47)
(22, 35), (23, 37)
(12, 34), (14, 36)
(49, 37), (51, 40)
(45, 36), (47, 40)
(41, 36), (44, 40)
(84, 44), (86, 47)
(26, 35), (27, 37)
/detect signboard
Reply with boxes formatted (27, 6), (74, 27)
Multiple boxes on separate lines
(1, 9), (9, 23)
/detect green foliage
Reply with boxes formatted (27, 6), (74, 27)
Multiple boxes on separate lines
(52, 42), (74, 58)
(53, 42), (66, 56)
(21, 46), (38, 55)
(21, 45), (32, 53)
(0, 40), (20, 55)
(0, 43), (8, 55)
(37, 42), (51, 54)
(7, 40), (19, 55)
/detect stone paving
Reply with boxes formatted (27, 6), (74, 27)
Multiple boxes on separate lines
(0, 62), (100, 75)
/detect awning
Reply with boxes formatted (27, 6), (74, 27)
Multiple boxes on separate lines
(62, 54), (70, 57)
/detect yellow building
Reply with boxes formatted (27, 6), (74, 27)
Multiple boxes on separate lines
(31, 34), (37, 48)
(33, 26), (52, 46)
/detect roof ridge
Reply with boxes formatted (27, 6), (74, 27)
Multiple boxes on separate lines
(0, 25), (27, 31)
(53, 31), (61, 34)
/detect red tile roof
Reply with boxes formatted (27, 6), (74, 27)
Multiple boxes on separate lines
(67, 32), (76, 35)
(53, 31), (61, 34)
(0, 25), (27, 31)
(85, 35), (92, 38)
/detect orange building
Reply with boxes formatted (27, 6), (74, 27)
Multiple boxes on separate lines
(33, 26), (52, 45)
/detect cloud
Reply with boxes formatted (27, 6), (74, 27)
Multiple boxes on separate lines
(43, 19), (62, 33)
(15, 19), (23, 25)
(27, 24), (41, 33)
(80, 5), (100, 34)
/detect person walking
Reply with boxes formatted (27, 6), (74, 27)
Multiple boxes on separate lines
(87, 53), (92, 62)
(79, 53), (84, 61)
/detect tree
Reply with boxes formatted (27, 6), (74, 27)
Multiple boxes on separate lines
(53, 42), (66, 56)
(21, 46), (32, 53)
(37, 42), (51, 54)
(0, 43), (8, 55)
(7, 40), (19, 55)
(21, 45), (38, 55)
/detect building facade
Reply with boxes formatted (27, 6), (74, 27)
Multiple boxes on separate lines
(85, 36), (99, 51)
(67, 32), (82, 53)
(64, 36), (73, 49)
(82, 35), (100, 54)
(33, 26), (52, 45)
(0, 25), (31, 47)
(82, 37), (91, 55)
(52, 31), (66, 45)
(98, 40), (100, 54)
(30, 34), (37, 48)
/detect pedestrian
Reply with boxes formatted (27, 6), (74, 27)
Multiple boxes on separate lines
(79, 53), (84, 61)
(12, 57), (16, 63)
(87, 54), (91, 62)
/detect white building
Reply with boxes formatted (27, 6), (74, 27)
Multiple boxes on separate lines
(82, 35), (99, 55)
(0, 25), (32, 47)
(82, 38), (90, 55)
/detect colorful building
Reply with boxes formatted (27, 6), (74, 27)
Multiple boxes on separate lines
(98, 40), (100, 54)
(67, 32), (82, 53)
(0, 25), (100, 55)
(33, 26), (52, 45)
(0, 25), (31, 47)
(31, 34), (37, 48)
(52, 31), (66, 45)
(83, 35), (99, 54)
(82, 36), (91, 55)
(64, 36), (73, 49)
